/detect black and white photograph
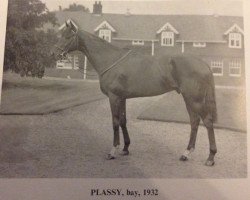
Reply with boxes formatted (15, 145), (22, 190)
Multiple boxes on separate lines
(0, 0), (249, 199)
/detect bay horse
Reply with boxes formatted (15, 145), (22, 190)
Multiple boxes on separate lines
(51, 20), (217, 166)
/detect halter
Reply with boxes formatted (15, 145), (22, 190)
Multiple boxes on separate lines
(54, 32), (79, 58)
(55, 29), (131, 77)
(100, 50), (132, 77)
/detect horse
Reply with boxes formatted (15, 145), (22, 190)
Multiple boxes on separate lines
(51, 20), (217, 166)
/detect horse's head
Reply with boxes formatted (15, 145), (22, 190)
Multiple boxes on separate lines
(51, 20), (79, 60)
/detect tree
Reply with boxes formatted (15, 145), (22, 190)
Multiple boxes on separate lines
(4, 0), (58, 77)
(63, 3), (90, 12)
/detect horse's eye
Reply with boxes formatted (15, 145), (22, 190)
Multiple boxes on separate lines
(64, 32), (73, 39)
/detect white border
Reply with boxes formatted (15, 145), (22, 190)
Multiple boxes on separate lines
(0, 0), (249, 200)
(0, 0), (7, 103)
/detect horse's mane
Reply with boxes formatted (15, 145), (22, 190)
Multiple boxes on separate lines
(78, 29), (127, 52)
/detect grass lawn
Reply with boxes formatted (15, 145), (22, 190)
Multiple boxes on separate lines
(0, 72), (105, 114)
(138, 88), (246, 132)
(0, 72), (246, 132)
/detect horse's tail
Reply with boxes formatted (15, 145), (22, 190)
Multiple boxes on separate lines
(204, 74), (217, 123)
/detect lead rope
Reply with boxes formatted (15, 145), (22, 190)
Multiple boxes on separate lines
(100, 50), (132, 77)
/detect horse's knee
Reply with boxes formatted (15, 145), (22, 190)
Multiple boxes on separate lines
(113, 117), (120, 131)
(113, 125), (119, 133)
(120, 120), (127, 129)
(119, 114), (127, 128)
(202, 116), (213, 129)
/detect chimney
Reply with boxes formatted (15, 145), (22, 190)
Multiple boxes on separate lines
(59, 5), (62, 11)
(93, 1), (102, 15)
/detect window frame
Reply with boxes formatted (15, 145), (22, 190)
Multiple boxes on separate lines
(56, 60), (72, 69)
(132, 40), (145, 46)
(56, 55), (74, 69)
(99, 29), (111, 43)
(161, 31), (174, 46)
(210, 60), (224, 76)
(193, 42), (206, 48)
(73, 55), (79, 70)
(229, 33), (242, 49)
(229, 59), (241, 77)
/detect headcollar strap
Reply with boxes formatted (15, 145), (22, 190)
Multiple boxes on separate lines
(100, 50), (132, 77)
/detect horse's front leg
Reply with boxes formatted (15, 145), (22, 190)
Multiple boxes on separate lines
(119, 99), (130, 156)
(107, 93), (121, 160)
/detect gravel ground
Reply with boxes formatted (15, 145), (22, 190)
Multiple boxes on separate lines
(0, 95), (247, 178)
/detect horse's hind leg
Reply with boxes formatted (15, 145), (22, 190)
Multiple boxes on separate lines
(180, 99), (200, 161)
(201, 114), (217, 166)
(119, 99), (130, 155)
(107, 93), (121, 160)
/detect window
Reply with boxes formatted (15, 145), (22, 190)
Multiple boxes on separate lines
(56, 61), (64, 68)
(132, 40), (144, 46)
(193, 42), (206, 47)
(161, 31), (174, 46)
(56, 55), (73, 69)
(229, 59), (241, 77)
(211, 60), (223, 76)
(56, 60), (72, 69)
(99, 29), (111, 42)
(73, 55), (79, 70)
(229, 33), (242, 48)
(67, 55), (73, 62)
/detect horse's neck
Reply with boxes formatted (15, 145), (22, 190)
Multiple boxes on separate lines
(78, 31), (126, 75)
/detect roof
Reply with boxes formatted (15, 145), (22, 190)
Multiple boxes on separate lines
(54, 11), (244, 42)
(224, 23), (244, 35)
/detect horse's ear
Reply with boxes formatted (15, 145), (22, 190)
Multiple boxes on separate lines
(65, 20), (69, 27)
(70, 21), (78, 33)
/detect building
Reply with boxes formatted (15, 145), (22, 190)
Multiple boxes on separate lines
(47, 1), (244, 86)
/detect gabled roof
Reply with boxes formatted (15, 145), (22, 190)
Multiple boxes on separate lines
(54, 11), (244, 42)
(156, 22), (179, 34)
(94, 20), (116, 32)
(224, 23), (244, 35)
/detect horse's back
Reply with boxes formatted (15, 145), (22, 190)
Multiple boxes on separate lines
(170, 55), (212, 78)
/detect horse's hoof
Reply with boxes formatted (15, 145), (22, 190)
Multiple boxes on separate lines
(120, 150), (129, 156)
(106, 154), (115, 160)
(179, 155), (188, 161)
(205, 160), (215, 166)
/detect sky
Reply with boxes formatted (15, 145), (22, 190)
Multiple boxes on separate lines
(41, 0), (243, 16)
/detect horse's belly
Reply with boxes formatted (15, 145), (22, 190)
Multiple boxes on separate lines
(124, 78), (172, 98)
(106, 66), (173, 98)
